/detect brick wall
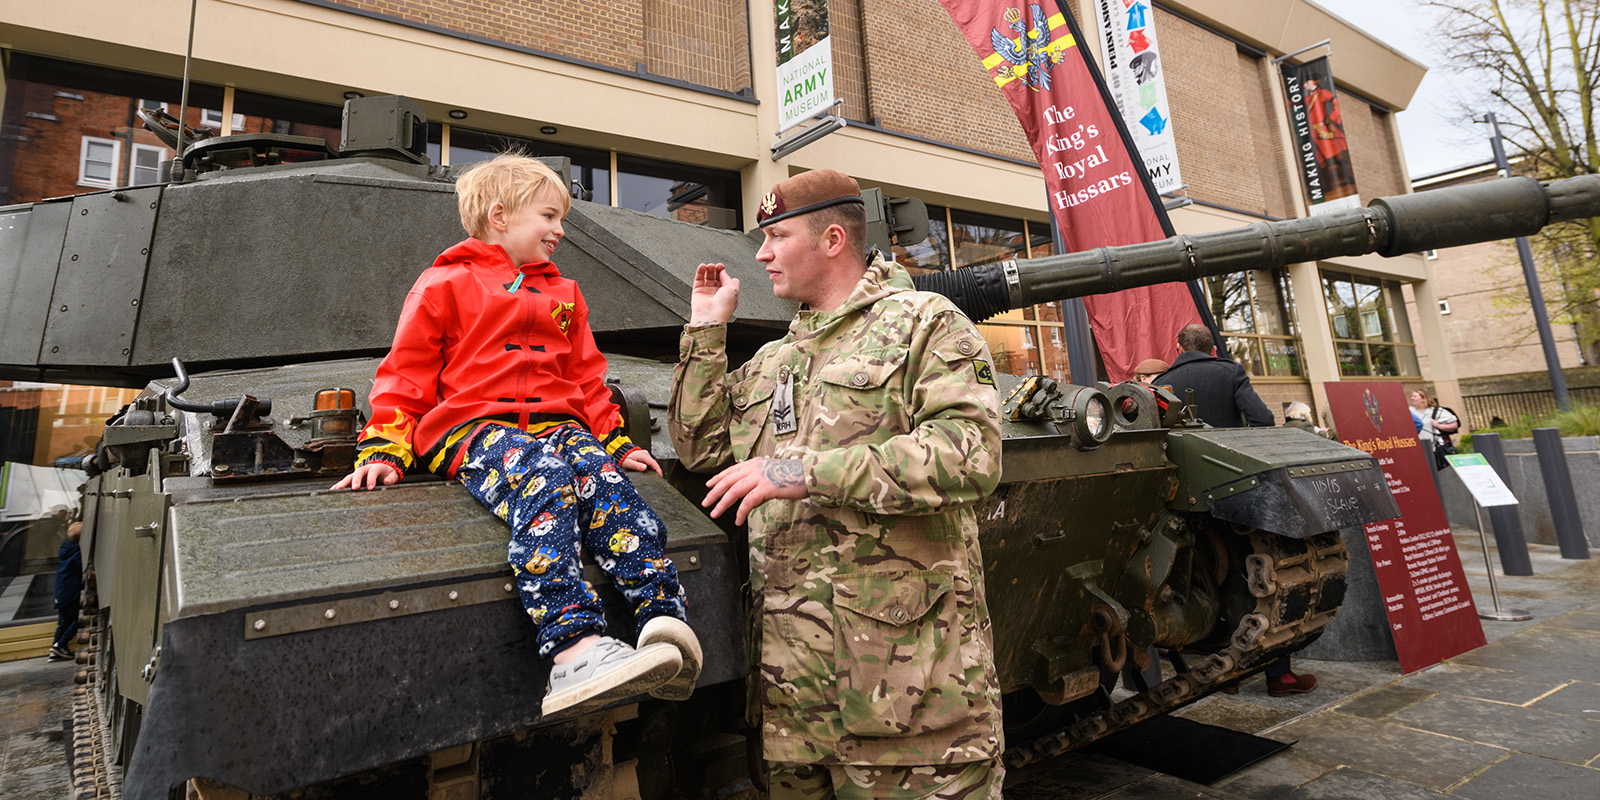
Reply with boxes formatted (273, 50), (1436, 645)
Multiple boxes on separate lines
(1159, 10), (1272, 215)
(860, 0), (1031, 160)
(1344, 100), (1403, 200)
(331, 1), (644, 71)
(1, 82), (180, 204)
(644, 0), (751, 94)
(828, 0), (871, 124)
(1245, 53), (1296, 218)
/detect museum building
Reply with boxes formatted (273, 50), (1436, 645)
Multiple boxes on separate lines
(0, 0), (1459, 418)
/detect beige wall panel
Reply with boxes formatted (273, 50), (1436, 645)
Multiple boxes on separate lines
(795, 127), (1048, 219)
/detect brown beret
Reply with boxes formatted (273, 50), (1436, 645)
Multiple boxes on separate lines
(757, 169), (864, 227)
(1135, 358), (1169, 376)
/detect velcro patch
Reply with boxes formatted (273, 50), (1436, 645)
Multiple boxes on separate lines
(973, 359), (995, 386)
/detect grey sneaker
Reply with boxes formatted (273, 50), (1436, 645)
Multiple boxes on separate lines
(542, 637), (681, 717)
(637, 616), (702, 701)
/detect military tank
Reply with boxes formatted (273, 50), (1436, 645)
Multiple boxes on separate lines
(4, 94), (1596, 798)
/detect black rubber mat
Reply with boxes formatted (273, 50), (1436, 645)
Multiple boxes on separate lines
(1085, 714), (1294, 784)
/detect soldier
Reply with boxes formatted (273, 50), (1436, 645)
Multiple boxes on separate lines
(669, 169), (1005, 798)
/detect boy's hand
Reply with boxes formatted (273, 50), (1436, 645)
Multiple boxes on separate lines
(689, 263), (740, 326)
(332, 462), (401, 491)
(619, 448), (662, 476)
(703, 457), (807, 526)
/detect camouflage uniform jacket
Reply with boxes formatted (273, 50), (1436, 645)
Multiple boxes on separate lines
(669, 256), (1004, 766)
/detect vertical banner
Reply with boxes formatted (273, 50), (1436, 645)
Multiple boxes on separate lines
(1093, 0), (1182, 193)
(776, 0), (835, 132)
(937, 1), (1198, 382)
(1326, 382), (1486, 674)
(1281, 56), (1360, 215)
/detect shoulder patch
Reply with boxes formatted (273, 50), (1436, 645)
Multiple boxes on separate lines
(973, 359), (995, 386)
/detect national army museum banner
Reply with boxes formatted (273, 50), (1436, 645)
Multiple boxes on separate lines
(937, 0), (1199, 381)
(775, 0), (835, 132)
(1282, 56), (1361, 215)
(1093, 0), (1182, 194)
(1326, 382), (1486, 674)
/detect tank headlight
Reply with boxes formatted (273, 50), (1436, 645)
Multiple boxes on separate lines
(1060, 386), (1114, 448)
(1085, 395), (1109, 439)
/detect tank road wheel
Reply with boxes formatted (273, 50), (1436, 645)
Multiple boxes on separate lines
(1003, 524), (1350, 769)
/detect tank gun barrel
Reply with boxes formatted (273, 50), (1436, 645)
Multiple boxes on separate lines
(916, 174), (1600, 321)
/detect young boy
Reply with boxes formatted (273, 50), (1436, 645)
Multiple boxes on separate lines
(334, 154), (700, 716)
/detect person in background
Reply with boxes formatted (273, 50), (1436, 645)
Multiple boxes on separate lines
(1134, 358), (1168, 385)
(1284, 401), (1333, 439)
(1155, 324), (1275, 428)
(1410, 388), (1460, 447)
(48, 521), (83, 661)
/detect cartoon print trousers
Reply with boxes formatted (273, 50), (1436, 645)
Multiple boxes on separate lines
(458, 422), (686, 658)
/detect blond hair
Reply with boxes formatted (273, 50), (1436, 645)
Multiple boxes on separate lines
(455, 154), (571, 240)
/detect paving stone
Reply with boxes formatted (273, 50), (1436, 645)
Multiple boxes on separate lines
(1265, 711), (1505, 790)
(1096, 773), (1209, 799)
(1450, 752), (1600, 800)
(1203, 748), (1334, 799)
(1171, 696), (1297, 734)
(1387, 693), (1600, 765)
(1450, 637), (1600, 684)
(1334, 684), (1436, 719)
(1221, 658), (1399, 718)
(1530, 681), (1600, 722)
(1397, 661), (1564, 705)
(1280, 766), (1447, 799)
(1547, 609), (1600, 633)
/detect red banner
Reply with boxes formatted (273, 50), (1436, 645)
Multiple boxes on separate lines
(937, 0), (1198, 381)
(1325, 382), (1486, 673)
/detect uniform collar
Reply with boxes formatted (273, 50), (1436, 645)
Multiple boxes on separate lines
(789, 253), (909, 336)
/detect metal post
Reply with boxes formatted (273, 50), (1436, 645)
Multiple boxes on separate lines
(1485, 112), (1570, 410)
(1531, 428), (1591, 559)
(172, 0), (200, 182)
(1472, 500), (1533, 621)
(1471, 433), (1535, 576)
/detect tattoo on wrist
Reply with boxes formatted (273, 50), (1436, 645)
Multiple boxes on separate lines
(764, 458), (803, 488)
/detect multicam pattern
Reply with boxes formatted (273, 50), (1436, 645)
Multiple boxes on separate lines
(458, 422), (686, 658)
(669, 256), (1004, 767)
(768, 758), (1005, 799)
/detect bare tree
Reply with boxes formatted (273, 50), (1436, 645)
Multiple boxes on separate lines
(1425, 0), (1600, 363)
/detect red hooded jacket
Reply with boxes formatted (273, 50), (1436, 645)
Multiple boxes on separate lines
(354, 238), (636, 478)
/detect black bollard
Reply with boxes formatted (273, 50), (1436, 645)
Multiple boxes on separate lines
(1472, 433), (1535, 576)
(1532, 428), (1590, 559)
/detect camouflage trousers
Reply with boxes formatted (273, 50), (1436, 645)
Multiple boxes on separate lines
(767, 759), (1004, 800)
(458, 423), (686, 658)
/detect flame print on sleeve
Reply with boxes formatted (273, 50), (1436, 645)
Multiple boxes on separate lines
(551, 301), (576, 337)
(355, 409), (419, 470)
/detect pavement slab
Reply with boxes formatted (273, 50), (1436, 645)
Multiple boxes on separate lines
(1280, 766), (1447, 799)
(1449, 636), (1600, 685)
(1264, 711), (1506, 791)
(1096, 773), (1210, 799)
(1201, 748), (1335, 799)
(1332, 684), (1435, 720)
(1397, 661), (1565, 705)
(1388, 692), (1600, 764)
(1529, 681), (1600, 722)
(1449, 753), (1600, 800)
(1171, 695), (1298, 733)
(1546, 609), (1600, 634)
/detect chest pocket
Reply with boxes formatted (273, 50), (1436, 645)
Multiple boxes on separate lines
(816, 352), (905, 392)
(729, 378), (774, 453)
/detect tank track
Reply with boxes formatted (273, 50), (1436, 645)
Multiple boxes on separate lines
(71, 604), (124, 800)
(1003, 527), (1350, 769)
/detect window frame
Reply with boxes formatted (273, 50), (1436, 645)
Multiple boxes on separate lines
(129, 143), (167, 186)
(78, 136), (121, 189)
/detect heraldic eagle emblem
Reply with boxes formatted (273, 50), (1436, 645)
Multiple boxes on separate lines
(991, 5), (1064, 91)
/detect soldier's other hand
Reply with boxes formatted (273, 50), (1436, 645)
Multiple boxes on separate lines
(332, 462), (400, 491)
(703, 457), (807, 525)
(689, 263), (740, 326)
(619, 448), (663, 476)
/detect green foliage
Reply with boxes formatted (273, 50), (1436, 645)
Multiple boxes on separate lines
(1463, 402), (1600, 450)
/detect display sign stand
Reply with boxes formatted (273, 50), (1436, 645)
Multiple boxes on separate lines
(1447, 453), (1533, 622)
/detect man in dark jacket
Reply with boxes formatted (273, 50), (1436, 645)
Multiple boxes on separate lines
(1156, 324), (1274, 429)
(48, 521), (83, 661)
(1156, 324), (1317, 696)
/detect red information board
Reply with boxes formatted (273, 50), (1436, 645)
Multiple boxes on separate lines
(1325, 382), (1486, 673)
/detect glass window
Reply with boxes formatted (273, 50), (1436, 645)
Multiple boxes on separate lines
(78, 136), (118, 187)
(429, 126), (613, 204)
(616, 154), (741, 230)
(231, 90), (342, 149)
(200, 108), (245, 130)
(1321, 270), (1420, 377)
(891, 203), (949, 274)
(1196, 267), (1306, 378)
(130, 143), (166, 185)
(950, 209), (1025, 269)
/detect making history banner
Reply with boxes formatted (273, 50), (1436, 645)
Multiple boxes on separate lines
(1281, 56), (1360, 215)
(937, 0), (1198, 381)
(776, 0), (835, 132)
(1326, 382), (1485, 673)
(1093, 0), (1182, 193)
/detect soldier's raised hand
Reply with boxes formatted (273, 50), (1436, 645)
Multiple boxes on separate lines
(689, 263), (740, 326)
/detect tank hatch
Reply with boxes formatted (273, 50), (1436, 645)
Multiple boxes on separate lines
(1165, 427), (1399, 538)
